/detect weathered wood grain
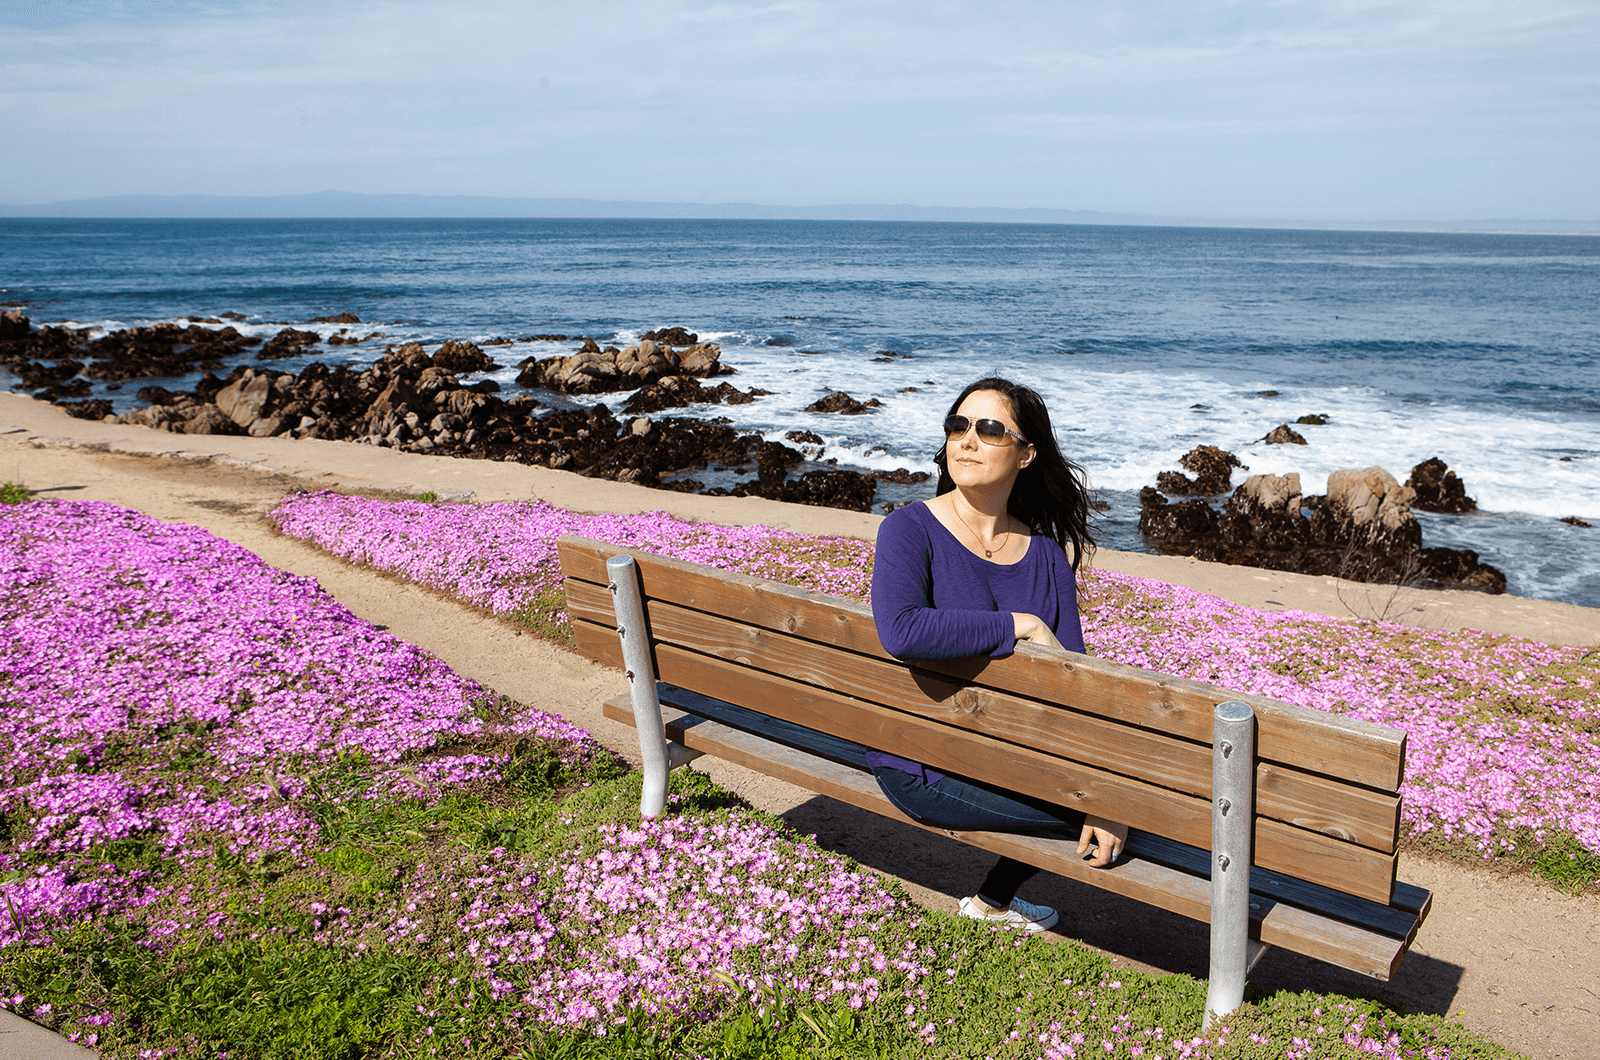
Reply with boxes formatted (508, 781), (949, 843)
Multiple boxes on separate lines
(567, 578), (1400, 851)
(560, 537), (1406, 790)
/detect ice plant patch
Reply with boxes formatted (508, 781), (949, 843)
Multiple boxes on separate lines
(268, 491), (874, 638)
(0, 499), (612, 949)
(272, 491), (1600, 861)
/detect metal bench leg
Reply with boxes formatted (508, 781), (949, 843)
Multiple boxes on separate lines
(607, 555), (702, 817)
(1205, 699), (1257, 1028)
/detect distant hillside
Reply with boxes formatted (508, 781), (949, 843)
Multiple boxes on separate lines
(1, 191), (1595, 233)
(0, 191), (1152, 225)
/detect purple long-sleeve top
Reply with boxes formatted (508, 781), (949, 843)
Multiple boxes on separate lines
(866, 501), (1084, 783)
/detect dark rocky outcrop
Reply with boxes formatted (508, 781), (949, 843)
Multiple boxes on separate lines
(1139, 466), (1506, 594)
(1263, 424), (1308, 445)
(804, 391), (883, 415)
(1406, 457), (1477, 513)
(620, 376), (769, 415)
(0, 310), (30, 341)
(431, 340), (499, 374)
(0, 317), (261, 389)
(1155, 445), (1247, 496)
(103, 341), (880, 513)
(256, 328), (322, 360)
(874, 468), (933, 485)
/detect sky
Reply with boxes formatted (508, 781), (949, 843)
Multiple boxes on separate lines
(2, 0), (1598, 222)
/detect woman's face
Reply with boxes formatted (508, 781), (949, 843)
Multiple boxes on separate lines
(944, 389), (1035, 493)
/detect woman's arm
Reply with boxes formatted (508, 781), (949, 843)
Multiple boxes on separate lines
(871, 508), (1015, 660)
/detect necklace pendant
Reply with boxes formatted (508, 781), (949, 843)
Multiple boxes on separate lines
(984, 548), (993, 557)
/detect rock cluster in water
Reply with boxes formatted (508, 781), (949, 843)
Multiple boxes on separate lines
(0, 313), (924, 513)
(516, 328), (730, 394)
(1139, 449), (1506, 594)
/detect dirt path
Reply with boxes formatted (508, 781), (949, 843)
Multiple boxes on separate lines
(2, 426), (1597, 1059)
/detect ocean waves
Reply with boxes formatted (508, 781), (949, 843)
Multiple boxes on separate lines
(3, 216), (1597, 605)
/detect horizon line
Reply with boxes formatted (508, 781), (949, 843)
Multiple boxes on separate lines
(2, 190), (1597, 235)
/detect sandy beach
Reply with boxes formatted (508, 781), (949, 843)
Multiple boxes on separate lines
(2, 390), (1598, 1059)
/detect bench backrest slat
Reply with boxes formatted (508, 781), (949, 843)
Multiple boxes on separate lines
(568, 578), (1401, 852)
(558, 539), (1406, 790)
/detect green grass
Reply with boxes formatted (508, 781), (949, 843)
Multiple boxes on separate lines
(1, 762), (1527, 1059)
(0, 481), (30, 505)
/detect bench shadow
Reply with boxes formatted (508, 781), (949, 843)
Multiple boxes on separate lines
(778, 792), (1466, 1017)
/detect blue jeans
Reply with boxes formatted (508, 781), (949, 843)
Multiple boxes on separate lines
(871, 765), (1086, 907)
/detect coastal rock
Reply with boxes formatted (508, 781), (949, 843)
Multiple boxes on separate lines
(1138, 488), (1221, 548)
(1417, 547), (1507, 594)
(804, 391), (883, 415)
(1406, 457), (1478, 513)
(72, 323), (259, 383)
(312, 312), (361, 324)
(621, 376), (767, 414)
(1315, 467), (1420, 553)
(1136, 463), (1504, 593)
(96, 325), (885, 517)
(216, 373), (275, 428)
(256, 327), (321, 360)
(777, 469), (875, 512)
(641, 326), (698, 346)
(1263, 424), (1308, 445)
(874, 468), (933, 485)
(757, 441), (804, 484)
(0, 310), (29, 341)
(182, 405), (240, 435)
(1156, 445), (1246, 495)
(14, 359), (86, 390)
(519, 331), (727, 394)
(59, 399), (113, 420)
(432, 340), (498, 374)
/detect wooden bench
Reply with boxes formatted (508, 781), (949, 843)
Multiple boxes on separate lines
(557, 535), (1431, 1021)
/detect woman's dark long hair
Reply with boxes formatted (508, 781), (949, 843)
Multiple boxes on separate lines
(933, 376), (1097, 568)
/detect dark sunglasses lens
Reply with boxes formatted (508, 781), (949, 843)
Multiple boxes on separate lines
(944, 416), (1016, 443)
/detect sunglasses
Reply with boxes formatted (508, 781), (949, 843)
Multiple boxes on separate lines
(943, 415), (1028, 447)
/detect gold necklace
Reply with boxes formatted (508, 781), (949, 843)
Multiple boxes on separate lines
(952, 501), (1009, 558)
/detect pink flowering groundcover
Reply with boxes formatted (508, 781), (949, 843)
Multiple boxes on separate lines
(272, 490), (1600, 865)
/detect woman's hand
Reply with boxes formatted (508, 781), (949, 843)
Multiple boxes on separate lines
(1012, 612), (1064, 651)
(1077, 816), (1129, 868)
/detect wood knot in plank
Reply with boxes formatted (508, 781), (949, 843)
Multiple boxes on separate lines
(952, 688), (986, 715)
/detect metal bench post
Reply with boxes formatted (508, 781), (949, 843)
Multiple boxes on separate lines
(1204, 699), (1264, 1027)
(607, 554), (703, 817)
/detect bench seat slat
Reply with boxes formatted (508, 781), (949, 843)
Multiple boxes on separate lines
(576, 617), (1399, 903)
(567, 579), (1401, 852)
(559, 538), (1406, 791)
(601, 692), (1419, 981)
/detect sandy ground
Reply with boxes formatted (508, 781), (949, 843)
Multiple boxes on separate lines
(1, 392), (1597, 1059)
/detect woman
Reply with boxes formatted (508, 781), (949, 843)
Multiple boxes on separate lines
(869, 376), (1127, 933)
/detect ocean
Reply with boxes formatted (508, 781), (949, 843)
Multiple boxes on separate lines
(3, 217), (1597, 607)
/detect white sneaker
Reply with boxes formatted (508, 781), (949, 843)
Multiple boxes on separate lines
(959, 895), (1059, 933)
